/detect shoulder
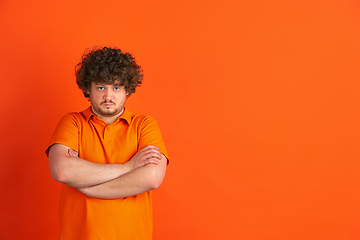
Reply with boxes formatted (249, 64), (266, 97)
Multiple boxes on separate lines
(58, 112), (81, 123)
(55, 110), (88, 130)
(123, 109), (161, 132)
(130, 113), (158, 127)
(60, 108), (89, 121)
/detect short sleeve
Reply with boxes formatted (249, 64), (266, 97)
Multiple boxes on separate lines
(45, 113), (79, 156)
(138, 116), (169, 163)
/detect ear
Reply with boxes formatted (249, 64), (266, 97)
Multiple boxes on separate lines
(84, 90), (90, 98)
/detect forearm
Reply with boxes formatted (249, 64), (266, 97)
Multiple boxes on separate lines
(79, 155), (167, 199)
(48, 144), (131, 188)
(51, 156), (130, 188)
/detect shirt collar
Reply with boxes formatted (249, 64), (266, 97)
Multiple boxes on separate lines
(83, 106), (133, 124)
(83, 106), (94, 121)
(118, 107), (133, 124)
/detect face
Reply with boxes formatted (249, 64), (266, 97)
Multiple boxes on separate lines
(88, 83), (127, 120)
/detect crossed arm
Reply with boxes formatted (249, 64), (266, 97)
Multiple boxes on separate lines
(48, 143), (167, 199)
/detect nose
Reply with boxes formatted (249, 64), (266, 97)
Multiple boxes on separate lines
(104, 88), (113, 101)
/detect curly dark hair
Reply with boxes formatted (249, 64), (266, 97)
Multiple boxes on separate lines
(75, 47), (143, 98)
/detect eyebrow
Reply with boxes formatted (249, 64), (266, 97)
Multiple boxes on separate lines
(93, 83), (122, 87)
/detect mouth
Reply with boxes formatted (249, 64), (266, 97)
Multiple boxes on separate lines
(101, 102), (115, 108)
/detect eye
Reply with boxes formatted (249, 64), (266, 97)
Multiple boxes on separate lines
(98, 87), (105, 90)
(114, 87), (120, 91)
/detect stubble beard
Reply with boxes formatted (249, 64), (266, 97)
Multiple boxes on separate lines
(91, 100), (125, 118)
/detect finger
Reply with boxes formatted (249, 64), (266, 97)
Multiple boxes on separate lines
(139, 148), (161, 158)
(144, 151), (162, 160)
(146, 157), (159, 165)
(68, 149), (73, 155)
(68, 149), (78, 157)
(148, 145), (159, 149)
(139, 145), (159, 152)
(144, 148), (161, 154)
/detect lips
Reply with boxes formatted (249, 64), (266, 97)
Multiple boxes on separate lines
(102, 102), (114, 108)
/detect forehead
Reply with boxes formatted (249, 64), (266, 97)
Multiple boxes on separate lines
(92, 80), (122, 86)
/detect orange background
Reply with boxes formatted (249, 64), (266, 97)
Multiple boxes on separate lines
(1, 0), (360, 239)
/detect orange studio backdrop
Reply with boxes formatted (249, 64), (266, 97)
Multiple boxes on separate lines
(0, 0), (360, 239)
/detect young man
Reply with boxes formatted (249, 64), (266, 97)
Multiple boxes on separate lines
(46, 47), (168, 240)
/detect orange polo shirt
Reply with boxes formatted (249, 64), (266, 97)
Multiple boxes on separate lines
(46, 107), (168, 240)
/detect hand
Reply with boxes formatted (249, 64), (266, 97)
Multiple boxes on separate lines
(68, 148), (79, 158)
(126, 145), (162, 171)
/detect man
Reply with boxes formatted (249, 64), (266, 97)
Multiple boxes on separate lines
(46, 47), (168, 240)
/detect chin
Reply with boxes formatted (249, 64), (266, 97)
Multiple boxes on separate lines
(103, 109), (121, 116)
